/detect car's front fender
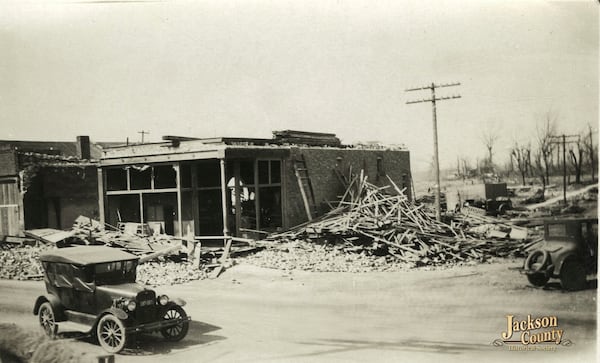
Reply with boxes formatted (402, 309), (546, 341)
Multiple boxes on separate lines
(98, 307), (129, 321)
(170, 297), (186, 307)
(555, 253), (581, 276)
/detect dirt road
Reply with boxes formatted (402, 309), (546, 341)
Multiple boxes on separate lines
(0, 259), (596, 362)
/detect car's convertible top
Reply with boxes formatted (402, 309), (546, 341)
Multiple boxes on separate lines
(40, 246), (139, 265)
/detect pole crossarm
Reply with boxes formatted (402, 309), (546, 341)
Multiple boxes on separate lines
(406, 95), (461, 104)
(405, 82), (461, 92)
(549, 135), (580, 143)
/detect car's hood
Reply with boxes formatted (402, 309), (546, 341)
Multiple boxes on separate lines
(95, 283), (149, 299)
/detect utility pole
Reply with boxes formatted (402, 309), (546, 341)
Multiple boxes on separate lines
(138, 130), (149, 144)
(549, 134), (579, 205)
(406, 82), (461, 221)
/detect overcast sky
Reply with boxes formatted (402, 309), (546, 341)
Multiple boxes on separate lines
(0, 0), (597, 171)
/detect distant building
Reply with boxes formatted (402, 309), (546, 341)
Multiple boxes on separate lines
(98, 131), (412, 239)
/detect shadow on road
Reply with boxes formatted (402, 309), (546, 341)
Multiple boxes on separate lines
(70, 320), (225, 356)
(540, 278), (598, 291)
(272, 337), (487, 360)
(121, 320), (225, 356)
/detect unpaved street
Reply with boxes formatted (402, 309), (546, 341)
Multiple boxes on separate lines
(0, 259), (596, 363)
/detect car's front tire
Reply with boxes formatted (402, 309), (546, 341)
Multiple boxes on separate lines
(160, 305), (189, 342)
(97, 314), (127, 353)
(38, 302), (56, 337)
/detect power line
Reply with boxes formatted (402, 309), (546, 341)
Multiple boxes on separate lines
(406, 82), (462, 221)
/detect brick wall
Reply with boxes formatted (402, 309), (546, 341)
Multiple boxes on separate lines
(0, 150), (17, 177)
(23, 165), (99, 230)
(283, 147), (411, 228)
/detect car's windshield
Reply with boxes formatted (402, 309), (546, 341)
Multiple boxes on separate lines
(94, 260), (137, 285)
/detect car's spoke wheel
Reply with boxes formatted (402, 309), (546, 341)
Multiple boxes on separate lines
(560, 258), (587, 291)
(38, 302), (56, 337)
(160, 306), (189, 342)
(97, 315), (127, 353)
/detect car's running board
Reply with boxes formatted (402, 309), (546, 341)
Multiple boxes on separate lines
(56, 321), (93, 335)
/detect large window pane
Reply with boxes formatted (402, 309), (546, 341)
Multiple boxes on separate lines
(198, 189), (223, 235)
(240, 186), (256, 229)
(130, 167), (151, 190)
(106, 168), (127, 191)
(143, 193), (177, 235)
(270, 160), (281, 183)
(197, 160), (221, 187)
(258, 160), (269, 184)
(153, 165), (176, 189)
(259, 186), (282, 229)
(180, 164), (192, 188)
(106, 194), (140, 227)
(239, 161), (254, 185)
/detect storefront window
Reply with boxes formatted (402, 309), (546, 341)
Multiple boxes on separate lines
(106, 168), (127, 191)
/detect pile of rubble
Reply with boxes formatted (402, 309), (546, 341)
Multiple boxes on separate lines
(137, 261), (208, 286)
(0, 244), (48, 280)
(0, 216), (216, 285)
(244, 241), (411, 272)
(246, 173), (535, 271)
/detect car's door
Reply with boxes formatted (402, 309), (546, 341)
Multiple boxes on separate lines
(53, 263), (76, 309)
(72, 265), (96, 314)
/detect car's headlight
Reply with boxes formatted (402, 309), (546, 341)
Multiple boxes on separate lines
(158, 294), (169, 306)
(127, 300), (137, 311)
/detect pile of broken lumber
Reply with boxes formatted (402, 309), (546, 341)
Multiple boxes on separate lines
(71, 216), (184, 260)
(265, 173), (531, 267)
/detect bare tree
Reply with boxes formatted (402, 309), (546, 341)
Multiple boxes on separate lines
(458, 156), (471, 179)
(569, 135), (584, 184)
(583, 124), (596, 182)
(481, 128), (499, 169)
(535, 113), (557, 186)
(533, 149), (547, 193)
(511, 143), (531, 185)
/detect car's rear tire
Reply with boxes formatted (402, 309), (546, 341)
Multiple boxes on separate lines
(527, 273), (549, 287)
(38, 302), (56, 337)
(97, 314), (127, 353)
(560, 258), (587, 291)
(160, 306), (189, 342)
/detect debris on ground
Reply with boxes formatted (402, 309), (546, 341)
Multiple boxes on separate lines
(137, 261), (209, 286)
(0, 245), (48, 280)
(246, 173), (536, 271)
(71, 216), (187, 258)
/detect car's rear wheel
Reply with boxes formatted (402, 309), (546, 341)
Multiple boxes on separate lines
(160, 306), (189, 341)
(38, 302), (56, 337)
(97, 314), (127, 353)
(560, 258), (587, 291)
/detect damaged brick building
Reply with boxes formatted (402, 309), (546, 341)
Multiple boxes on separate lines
(0, 136), (112, 237)
(98, 131), (412, 240)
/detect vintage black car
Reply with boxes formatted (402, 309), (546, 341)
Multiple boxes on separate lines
(33, 246), (190, 353)
(522, 218), (598, 291)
